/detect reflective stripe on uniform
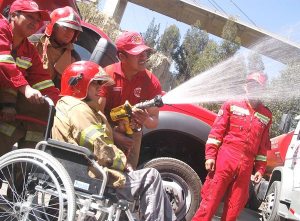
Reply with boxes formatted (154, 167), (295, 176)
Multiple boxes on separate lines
(254, 112), (270, 125)
(111, 145), (125, 171)
(25, 131), (44, 143)
(230, 105), (250, 115)
(0, 122), (16, 136)
(255, 155), (267, 162)
(0, 54), (15, 64)
(32, 80), (54, 91)
(79, 124), (105, 150)
(16, 57), (32, 69)
(206, 137), (221, 147)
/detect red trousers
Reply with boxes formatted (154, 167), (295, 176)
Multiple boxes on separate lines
(192, 147), (253, 221)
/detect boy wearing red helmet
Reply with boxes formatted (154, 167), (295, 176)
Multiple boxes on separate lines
(192, 72), (272, 221)
(52, 61), (176, 221)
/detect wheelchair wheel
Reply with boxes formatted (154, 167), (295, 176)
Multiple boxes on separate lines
(0, 149), (76, 221)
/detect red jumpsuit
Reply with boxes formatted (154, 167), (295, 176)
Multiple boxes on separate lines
(192, 99), (272, 221)
(0, 14), (59, 154)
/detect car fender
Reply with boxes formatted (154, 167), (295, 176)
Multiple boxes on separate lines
(143, 110), (211, 142)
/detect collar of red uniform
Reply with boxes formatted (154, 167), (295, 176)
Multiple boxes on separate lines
(113, 61), (145, 80)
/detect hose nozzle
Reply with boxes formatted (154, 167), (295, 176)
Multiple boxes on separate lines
(134, 95), (164, 109)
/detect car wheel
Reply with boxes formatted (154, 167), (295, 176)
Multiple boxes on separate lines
(247, 181), (263, 211)
(262, 181), (282, 221)
(143, 157), (202, 221)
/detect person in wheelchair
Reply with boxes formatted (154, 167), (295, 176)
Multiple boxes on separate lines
(51, 60), (176, 221)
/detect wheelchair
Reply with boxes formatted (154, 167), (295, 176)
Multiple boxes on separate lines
(0, 97), (138, 221)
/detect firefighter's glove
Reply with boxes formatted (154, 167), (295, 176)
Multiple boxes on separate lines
(1, 106), (16, 122)
(253, 171), (262, 184)
(105, 168), (126, 188)
(205, 159), (215, 172)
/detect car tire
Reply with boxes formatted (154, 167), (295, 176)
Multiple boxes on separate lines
(143, 157), (202, 221)
(262, 181), (282, 221)
(247, 181), (263, 211)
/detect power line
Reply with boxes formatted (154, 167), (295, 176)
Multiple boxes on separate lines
(191, 0), (228, 17)
(210, 0), (228, 16)
(230, 0), (258, 27)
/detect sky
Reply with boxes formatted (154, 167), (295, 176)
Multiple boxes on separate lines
(119, 0), (300, 43)
(99, 0), (300, 78)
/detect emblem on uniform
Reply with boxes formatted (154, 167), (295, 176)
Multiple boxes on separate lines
(134, 87), (141, 98)
(218, 109), (223, 117)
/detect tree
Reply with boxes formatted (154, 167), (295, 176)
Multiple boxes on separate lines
(267, 61), (300, 137)
(77, 2), (120, 41)
(247, 52), (265, 73)
(157, 25), (180, 57)
(219, 17), (241, 60)
(173, 21), (209, 82)
(142, 18), (160, 49)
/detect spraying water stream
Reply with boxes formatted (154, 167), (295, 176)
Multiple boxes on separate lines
(162, 37), (300, 105)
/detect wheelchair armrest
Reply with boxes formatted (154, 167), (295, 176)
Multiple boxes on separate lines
(46, 138), (96, 160)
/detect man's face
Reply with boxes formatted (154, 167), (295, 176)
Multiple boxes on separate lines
(120, 50), (151, 72)
(11, 11), (42, 38)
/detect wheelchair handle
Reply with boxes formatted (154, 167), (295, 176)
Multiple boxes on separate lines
(43, 96), (56, 141)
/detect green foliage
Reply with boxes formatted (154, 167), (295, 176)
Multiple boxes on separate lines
(172, 21), (209, 82)
(219, 17), (241, 59)
(157, 25), (180, 57)
(267, 61), (300, 137)
(142, 18), (160, 49)
(77, 2), (120, 41)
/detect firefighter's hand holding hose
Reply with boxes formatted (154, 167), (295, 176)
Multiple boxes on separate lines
(131, 107), (150, 128)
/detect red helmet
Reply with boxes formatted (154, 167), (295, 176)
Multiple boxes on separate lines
(60, 61), (114, 99)
(45, 6), (82, 41)
(246, 71), (267, 86)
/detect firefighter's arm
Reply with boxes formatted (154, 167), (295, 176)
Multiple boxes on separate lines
(69, 106), (127, 171)
(26, 48), (59, 104)
(254, 116), (272, 177)
(0, 24), (28, 88)
(205, 102), (230, 160)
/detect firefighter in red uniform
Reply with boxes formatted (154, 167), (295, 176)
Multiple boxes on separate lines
(0, 0), (59, 155)
(30, 6), (82, 89)
(0, 0), (50, 104)
(192, 72), (272, 221)
(99, 31), (162, 169)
